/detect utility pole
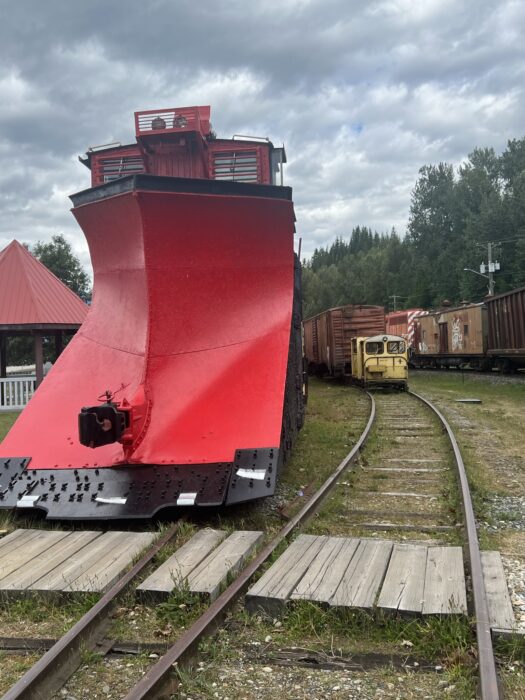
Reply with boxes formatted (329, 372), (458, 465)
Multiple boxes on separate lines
(487, 241), (495, 296)
(465, 241), (500, 296)
(389, 295), (405, 311)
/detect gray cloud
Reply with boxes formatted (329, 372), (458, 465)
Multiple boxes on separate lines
(0, 0), (524, 268)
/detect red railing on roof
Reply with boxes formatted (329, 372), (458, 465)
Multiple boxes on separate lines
(134, 106), (211, 139)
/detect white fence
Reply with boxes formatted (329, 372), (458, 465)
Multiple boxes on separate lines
(0, 376), (36, 411)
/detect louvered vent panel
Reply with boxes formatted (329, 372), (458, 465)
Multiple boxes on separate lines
(98, 156), (145, 183)
(212, 151), (260, 183)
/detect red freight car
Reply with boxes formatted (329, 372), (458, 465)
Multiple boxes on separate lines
(0, 105), (303, 520)
(486, 286), (525, 371)
(385, 309), (426, 350)
(304, 305), (385, 376)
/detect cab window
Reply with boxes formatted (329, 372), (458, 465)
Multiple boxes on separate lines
(365, 341), (384, 355)
(387, 340), (406, 354)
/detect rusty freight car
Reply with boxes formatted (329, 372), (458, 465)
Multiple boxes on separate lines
(486, 286), (525, 371)
(304, 305), (385, 376)
(385, 309), (426, 350)
(413, 303), (490, 369)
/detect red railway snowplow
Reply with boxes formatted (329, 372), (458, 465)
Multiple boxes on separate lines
(0, 106), (304, 519)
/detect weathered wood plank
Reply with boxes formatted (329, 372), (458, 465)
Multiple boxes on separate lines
(32, 531), (156, 593)
(350, 510), (447, 520)
(137, 529), (227, 598)
(64, 532), (156, 593)
(330, 539), (393, 608)
(291, 537), (360, 603)
(362, 468), (447, 473)
(188, 531), (263, 601)
(377, 544), (427, 613)
(481, 551), (516, 630)
(0, 529), (40, 555)
(359, 523), (454, 533)
(356, 492), (438, 499)
(0, 531), (103, 591)
(245, 535), (326, 615)
(0, 530), (72, 582)
(31, 531), (131, 592)
(491, 628), (525, 640)
(385, 459), (444, 463)
(380, 422), (432, 426)
(422, 546), (466, 614)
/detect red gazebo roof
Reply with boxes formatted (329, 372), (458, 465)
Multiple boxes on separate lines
(0, 240), (88, 327)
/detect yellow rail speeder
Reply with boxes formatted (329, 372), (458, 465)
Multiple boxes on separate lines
(350, 334), (408, 390)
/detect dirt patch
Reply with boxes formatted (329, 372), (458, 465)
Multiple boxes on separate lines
(182, 660), (457, 700)
(0, 653), (39, 694)
(52, 655), (153, 700)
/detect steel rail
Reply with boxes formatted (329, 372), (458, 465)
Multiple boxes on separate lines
(2, 523), (181, 700)
(409, 391), (501, 700)
(123, 392), (376, 700)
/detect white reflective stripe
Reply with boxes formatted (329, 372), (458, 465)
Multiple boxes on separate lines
(95, 496), (127, 505)
(177, 492), (197, 506)
(17, 494), (40, 508)
(236, 468), (267, 480)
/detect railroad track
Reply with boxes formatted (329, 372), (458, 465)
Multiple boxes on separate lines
(1, 389), (502, 699)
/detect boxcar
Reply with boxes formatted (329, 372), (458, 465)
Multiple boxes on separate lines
(350, 334), (408, 390)
(303, 305), (385, 376)
(385, 309), (426, 350)
(486, 286), (525, 371)
(413, 303), (489, 369)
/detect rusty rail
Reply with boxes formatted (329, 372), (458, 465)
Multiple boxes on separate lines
(410, 391), (501, 700)
(1, 524), (181, 700)
(123, 393), (376, 700)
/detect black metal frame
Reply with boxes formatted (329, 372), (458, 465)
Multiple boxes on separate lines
(70, 173), (293, 207)
(0, 448), (279, 520)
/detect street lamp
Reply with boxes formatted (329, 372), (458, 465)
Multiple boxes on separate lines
(463, 268), (495, 296)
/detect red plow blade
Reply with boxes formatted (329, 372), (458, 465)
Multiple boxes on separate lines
(0, 176), (299, 518)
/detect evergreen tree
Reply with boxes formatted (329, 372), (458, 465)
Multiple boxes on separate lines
(301, 137), (525, 318)
(32, 235), (91, 302)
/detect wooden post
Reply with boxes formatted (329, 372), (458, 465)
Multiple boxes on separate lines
(34, 332), (44, 387)
(0, 332), (6, 378)
(0, 332), (6, 406)
(54, 330), (63, 360)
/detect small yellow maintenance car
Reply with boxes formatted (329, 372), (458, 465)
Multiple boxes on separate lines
(350, 334), (408, 390)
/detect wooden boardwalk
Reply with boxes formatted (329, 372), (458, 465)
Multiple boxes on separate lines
(0, 527), (262, 601)
(245, 535), (517, 630)
(0, 529), (517, 632)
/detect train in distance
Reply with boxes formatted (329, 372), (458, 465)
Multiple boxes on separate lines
(304, 287), (525, 377)
(411, 291), (525, 372)
(0, 105), (306, 520)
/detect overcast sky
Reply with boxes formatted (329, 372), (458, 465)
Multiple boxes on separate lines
(0, 0), (524, 270)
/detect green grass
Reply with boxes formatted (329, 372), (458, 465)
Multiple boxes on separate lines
(495, 633), (525, 663)
(410, 370), (525, 524)
(0, 593), (102, 638)
(0, 411), (18, 441)
(410, 368), (525, 397)
(187, 601), (478, 698)
(0, 653), (39, 694)
(195, 378), (370, 533)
